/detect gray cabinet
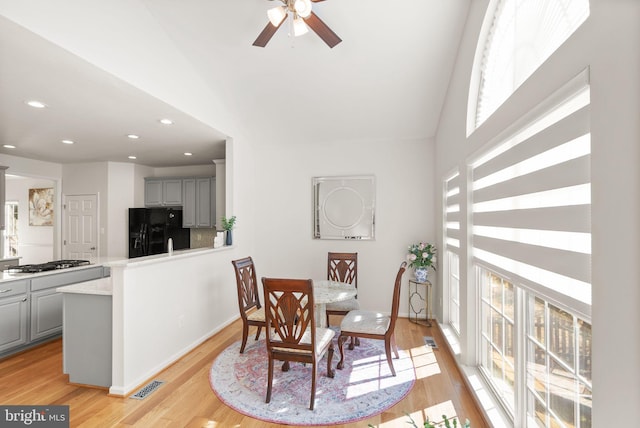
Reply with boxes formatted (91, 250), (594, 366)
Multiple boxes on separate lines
(183, 177), (215, 228)
(144, 178), (183, 207)
(0, 281), (28, 353)
(30, 288), (63, 340)
(0, 266), (110, 358)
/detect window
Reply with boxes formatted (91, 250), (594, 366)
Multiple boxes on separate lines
(444, 171), (460, 333)
(525, 295), (592, 427)
(479, 268), (515, 414)
(470, 0), (589, 131)
(470, 74), (591, 426)
(4, 201), (18, 257)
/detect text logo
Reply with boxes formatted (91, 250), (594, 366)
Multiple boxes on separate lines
(0, 406), (69, 427)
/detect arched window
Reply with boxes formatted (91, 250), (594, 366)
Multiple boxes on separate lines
(469, 0), (589, 133)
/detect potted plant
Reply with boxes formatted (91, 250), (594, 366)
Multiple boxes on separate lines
(406, 414), (470, 428)
(407, 242), (437, 283)
(221, 215), (237, 246)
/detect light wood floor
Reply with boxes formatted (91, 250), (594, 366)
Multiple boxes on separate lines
(0, 318), (489, 427)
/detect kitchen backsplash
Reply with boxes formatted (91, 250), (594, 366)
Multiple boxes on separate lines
(190, 228), (218, 249)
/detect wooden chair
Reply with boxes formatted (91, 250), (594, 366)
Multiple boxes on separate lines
(336, 261), (407, 376)
(262, 277), (335, 410)
(231, 257), (266, 353)
(325, 252), (359, 327)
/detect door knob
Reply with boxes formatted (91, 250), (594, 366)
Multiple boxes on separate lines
(90, 247), (96, 250)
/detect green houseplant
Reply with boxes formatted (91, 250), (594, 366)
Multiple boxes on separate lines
(221, 215), (236, 246)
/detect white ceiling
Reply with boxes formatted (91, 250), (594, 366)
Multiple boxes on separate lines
(0, 0), (470, 168)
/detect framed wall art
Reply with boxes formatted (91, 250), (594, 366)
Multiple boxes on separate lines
(29, 187), (54, 226)
(312, 175), (375, 240)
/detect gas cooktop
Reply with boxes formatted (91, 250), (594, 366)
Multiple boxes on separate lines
(6, 259), (91, 273)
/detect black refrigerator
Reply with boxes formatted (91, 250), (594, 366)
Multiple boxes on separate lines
(129, 208), (190, 258)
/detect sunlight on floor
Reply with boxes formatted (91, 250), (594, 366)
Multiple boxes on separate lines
(345, 350), (415, 400)
(375, 400), (461, 427)
(408, 400), (460, 426)
(409, 344), (442, 379)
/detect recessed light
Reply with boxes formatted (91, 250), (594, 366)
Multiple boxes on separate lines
(128, 156), (137, 160)
(127, 134), (140, 139)
(159, 119), (174, 125)
(26, 100), (46, 109)
(3, 144), (16, 149)
(61, 139), (74, 145)
(184, 152), (193, 156)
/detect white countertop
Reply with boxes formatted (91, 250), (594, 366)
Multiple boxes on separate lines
(105, 246), (232, 269)
(0, 257), (124, 284)
(56, 277), (112, 296)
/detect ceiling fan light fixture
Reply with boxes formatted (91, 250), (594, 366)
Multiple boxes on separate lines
(294, 0), (312, 18)
(293, 17), (309, 36)
(267, 6), (287, 26)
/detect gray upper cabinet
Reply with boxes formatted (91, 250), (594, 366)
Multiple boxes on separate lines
(183, 177), (215, 228)
(144, 178), (183, 207)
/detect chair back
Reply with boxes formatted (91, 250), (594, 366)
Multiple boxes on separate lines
(262, 277), (315, 354)
(232, 257), (261, 319)
(327, 252), (358, 288)
(388, 261), (407, 333)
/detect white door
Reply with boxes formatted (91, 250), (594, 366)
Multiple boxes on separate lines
(63, 194), (98, 262)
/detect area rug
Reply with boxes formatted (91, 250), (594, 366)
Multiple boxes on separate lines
(209, 335), (416, 426)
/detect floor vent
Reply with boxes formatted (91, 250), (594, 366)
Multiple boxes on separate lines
(424, 336), (438, 349)
(130, 380), (164, 400)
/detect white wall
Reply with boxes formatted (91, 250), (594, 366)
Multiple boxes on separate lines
(434, 0), (640, 425)
(250, 137), (436, 314)
(107, 162), (136, 259)
(5, 176), (55, 264)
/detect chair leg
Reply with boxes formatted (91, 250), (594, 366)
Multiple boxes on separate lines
(327, 343), (335, 378)
(310, 362), (317, 410)
(384, 338), (396, 376)
(254, 326), (262, 341)
(391, 333), (399, 359)
(240, 323), (249, 353)
(266, 356), (274, 403)
(337, 334), (349, 370)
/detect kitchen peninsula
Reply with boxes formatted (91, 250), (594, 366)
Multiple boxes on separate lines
(58, 246), (237, 397)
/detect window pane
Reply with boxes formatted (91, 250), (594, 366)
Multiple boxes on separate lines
(580, 385), (592, 428)
(579, 319), (592, 382)
(548, 354), (576, 427)
(482, 302), (491, 337)
(491, 274), (503, 311)
(528, 391), (547, 428)
(492, 308), (504, 350)
(549, 304), (575, 370)
(527, 340), (547, 399)
(504, 281), (514, 321)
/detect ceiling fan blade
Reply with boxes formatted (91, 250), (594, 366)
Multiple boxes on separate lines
(304, 12), (341, 48)
(252, 15), (288, 47)
(310, 0), (326, 2)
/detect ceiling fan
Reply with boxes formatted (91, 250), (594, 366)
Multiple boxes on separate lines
(253, 0), (342, 48)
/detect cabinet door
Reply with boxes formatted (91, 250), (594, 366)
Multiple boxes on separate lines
(145, 180), (163, 206)
(195, 178), (214, 228)
(182, 179), (196, 227)
(30, 288), (63, 341)
(0, 294), (28, 353)
(163, 179), (183, 206)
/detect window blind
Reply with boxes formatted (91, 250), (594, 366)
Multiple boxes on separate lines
(471, 85), (591, 316)
(444, 171), (461, 253)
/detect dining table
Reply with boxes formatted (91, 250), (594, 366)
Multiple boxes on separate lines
(313, 280), (357, 328)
